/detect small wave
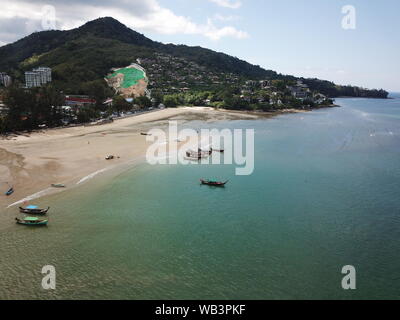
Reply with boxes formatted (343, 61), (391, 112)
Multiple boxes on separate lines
(350, 108), (376, 122)
(370, 130), (397, 137)
(77, 168), (109, 185)
(7, 188), (53, 208)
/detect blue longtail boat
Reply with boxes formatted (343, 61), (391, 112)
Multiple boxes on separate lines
(19, 205), (50, 215)
(5, 187), (14, 196)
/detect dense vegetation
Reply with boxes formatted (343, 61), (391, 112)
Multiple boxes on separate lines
(161, 87), (333, 111)
(302, 78), (389, 99)
(0, 18), (272, 92)
(0, 17), (389, 133)
(0, 86), (65, 132)
(0, 84), (153, 133)
(0, 17), (388, 99)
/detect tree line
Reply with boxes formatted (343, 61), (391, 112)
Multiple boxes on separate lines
(0, 85), (154, 134)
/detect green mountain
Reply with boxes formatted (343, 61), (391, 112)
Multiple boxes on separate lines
(0, 17), (388, 99)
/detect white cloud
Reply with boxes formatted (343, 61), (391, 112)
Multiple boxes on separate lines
(208, 0), (242, 9)
(204, 18), (248, 40)
(0, 0), (249, 44)
(213, 14), (241, 22)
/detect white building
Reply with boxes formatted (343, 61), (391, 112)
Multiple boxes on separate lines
(33, 67), (52, 83)
(259, 80), (271, 89)
(313, 93), (327, 104)
(288, 85), (310, 99)
(25, 67), (52, 88)
(25, 72), (42, 88)
(0, 72), (12, 87)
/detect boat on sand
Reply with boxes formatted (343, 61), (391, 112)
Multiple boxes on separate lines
(5, 187), (14, 196)
(19, 205), (50, 215)
(16, 217), (48, 226)
(51, 184), (66, 188)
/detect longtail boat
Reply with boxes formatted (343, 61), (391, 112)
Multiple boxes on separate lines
(198, 148), (213, 156)
(19, 205), (50, 215)
(51, 184), (66, 188)
(16, 217), (48, 226)
(5, 187), (14, 196)
(186, 150), (211, 160)
(200, 179), (229, 187)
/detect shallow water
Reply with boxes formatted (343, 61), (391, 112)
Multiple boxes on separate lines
(1, 97), (399, 299)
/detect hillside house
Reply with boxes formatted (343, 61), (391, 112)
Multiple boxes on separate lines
(65, 96), (96, 107)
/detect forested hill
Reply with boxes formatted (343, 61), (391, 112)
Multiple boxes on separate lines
(0, 17), (274, 80)
(0, 17), (388, 99)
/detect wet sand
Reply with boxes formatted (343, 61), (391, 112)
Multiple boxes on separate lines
(0, 107), (264, 208)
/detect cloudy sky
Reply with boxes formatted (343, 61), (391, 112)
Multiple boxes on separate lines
(0, 0), (399, 91)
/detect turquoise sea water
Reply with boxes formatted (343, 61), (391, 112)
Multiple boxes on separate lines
(0, 97), (399, 299)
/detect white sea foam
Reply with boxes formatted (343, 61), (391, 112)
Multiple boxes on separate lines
(76, 168), (109, 185)
(7, 188), (53, 208)
(351, 108), (375, 122)
(370, 129), (397, 138)
(7, 165), (131, 208)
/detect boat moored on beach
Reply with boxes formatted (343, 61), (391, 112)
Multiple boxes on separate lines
(19, 205), (50, 215)
(51, 184), (66, 188)
(15, 217), (48, 226)
(5, 187), (14, 196)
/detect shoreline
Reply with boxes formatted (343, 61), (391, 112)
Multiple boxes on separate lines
(0, 105), (332, 209)
(0, 107), (261, 209)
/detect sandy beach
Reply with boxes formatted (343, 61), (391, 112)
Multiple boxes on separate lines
(0, 107), (266, 208)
